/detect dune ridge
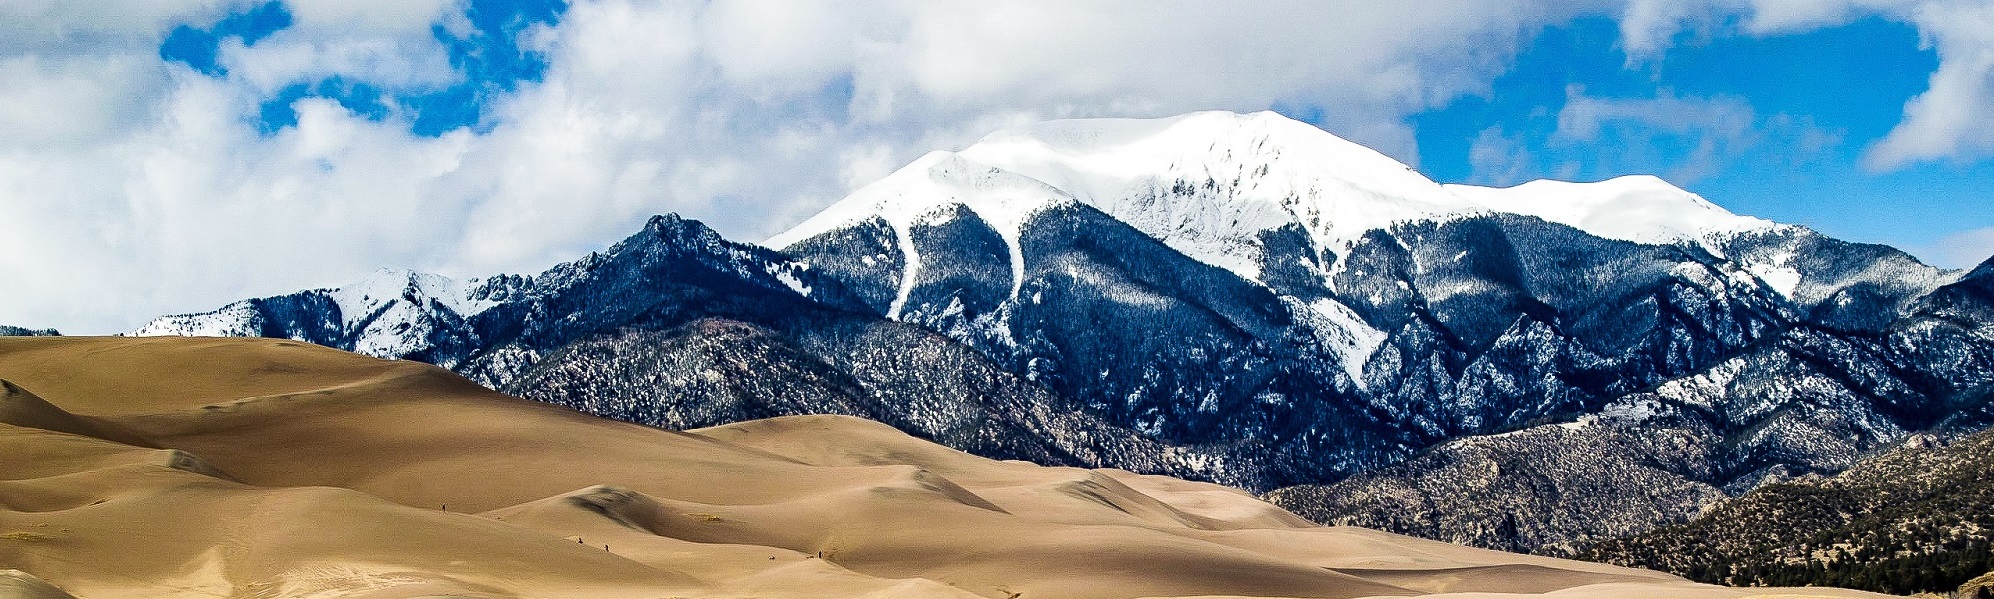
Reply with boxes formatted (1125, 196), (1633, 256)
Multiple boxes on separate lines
(0, 337), (1891, 598)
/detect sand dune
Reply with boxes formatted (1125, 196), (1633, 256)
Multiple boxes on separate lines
(0, 336), (1895, 598)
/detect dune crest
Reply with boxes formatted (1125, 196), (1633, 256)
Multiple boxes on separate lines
(0, 337), (1892, 599)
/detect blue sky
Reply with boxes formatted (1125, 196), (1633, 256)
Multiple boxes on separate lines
(157, 0), (562, 134)
(1402, 14), (1991, 259)
(3, 1), (1994, 333)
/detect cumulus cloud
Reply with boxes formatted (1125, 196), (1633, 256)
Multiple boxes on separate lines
(280, 0), (456, 32)
(218, 28), (460, 94)
(0, 54), (166, 146)
(1863, 1), (1994, 170)
(1618, 0), (1720, 62)
(0, 0), (227, 48)
(1616, 0), (1870, 60)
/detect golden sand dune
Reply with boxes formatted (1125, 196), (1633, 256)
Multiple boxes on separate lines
(0, 336), (1893, 599)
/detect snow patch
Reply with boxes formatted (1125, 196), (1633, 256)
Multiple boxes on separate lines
(1654, 358), (1748, 409)
(1283, 296), (1387, 388)
(1739, 252), (1803, 298)
(888, 215), (920, 320)
(125, 268), (516, 361)
(770, 263), (813, 297)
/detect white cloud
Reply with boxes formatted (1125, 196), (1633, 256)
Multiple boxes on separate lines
(280, 0), (455, 33)
(1618, 0), (1721, 62)
(1863, 1), (1994, 170)
(0, 0), (230, 49)
(1555, 88), (1758, 182)
(1466, 126), (1537, 186)
(1616, 0), (1872, 60)
(1741, 0), (1861, 33)
(1557, 90), (1756, 141)
(697, 0), (860, 92)
(1466, 87), (1841, 187)
(218, 29), (461, 94)
(1925, 226), (1994, 269)
(0, 54), (167, 147)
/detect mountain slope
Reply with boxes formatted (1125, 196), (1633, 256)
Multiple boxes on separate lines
(1271, 310), (1994, 555)
(1581, 426), (1994, 597)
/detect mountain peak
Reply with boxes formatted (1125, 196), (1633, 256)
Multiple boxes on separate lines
(635, 212), (736, 257)
(765, 150), (1078, 316)
(765, 150), (1077, 250)
(959, 110), (1469, 229)
(954, 110), (1479, 279)
(644, 213), (690, 234)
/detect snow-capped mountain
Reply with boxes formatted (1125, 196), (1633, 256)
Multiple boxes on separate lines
(766, 113), (1865, 419)
(129, 215), (1264, 483)
(130, 111), (1994, 558)
(771, 110), (1993, 544)
(130, 268), (529, 367)
(770, 111), (1931, 446)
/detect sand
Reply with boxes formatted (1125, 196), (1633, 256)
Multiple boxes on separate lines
(0, 336), (1896, 599)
